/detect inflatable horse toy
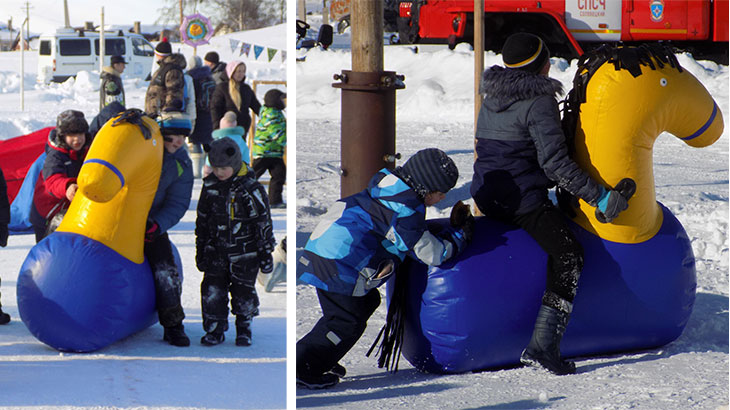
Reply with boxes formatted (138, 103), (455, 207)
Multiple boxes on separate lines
(17, 110), (180, 352)
(393, 45), (724, 374)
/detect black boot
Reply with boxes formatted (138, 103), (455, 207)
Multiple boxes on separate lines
(163, 324), (190, 347)
(0, 308), (9, 325)
(327, 363), (346, 378)
(520, 304), (576, 375)
(201, 322), (226, 346)
(235, 317), (252, 346)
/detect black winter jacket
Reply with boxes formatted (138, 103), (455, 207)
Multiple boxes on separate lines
(187, 65), (215, 145)
(195, 167), (275, 275)
(209, 81), (261, 132)
(471, 66), (602, 219)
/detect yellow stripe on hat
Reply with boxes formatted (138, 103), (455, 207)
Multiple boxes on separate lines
(505, 42), (543, 68)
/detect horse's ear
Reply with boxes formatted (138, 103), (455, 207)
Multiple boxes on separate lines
(203, 144), (211, 153)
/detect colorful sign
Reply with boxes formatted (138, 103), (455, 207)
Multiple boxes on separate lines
(650, 0), (665, 23)
(180, 13), (213, 47)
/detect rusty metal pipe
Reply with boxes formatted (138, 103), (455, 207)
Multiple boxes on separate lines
(333, 70), (405, 197)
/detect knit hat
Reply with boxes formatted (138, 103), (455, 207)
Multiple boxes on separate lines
(220, 111), (238, 128)
(206, 137), (242, 172)
(264, 89), (286, 110)
(502, 33), (550, 74)
(187, 55), (202, 71)
(56, 110), (89, 137)
(157, 111), (192, 136)
(226, 60), (244, 80)
(204, 51), (219, 64)
(155, 38), (172, 56)
(400, 148), (458, 195)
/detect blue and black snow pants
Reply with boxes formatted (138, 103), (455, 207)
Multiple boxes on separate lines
(144, 233), (185, 328)
(200, 260), (260, 333)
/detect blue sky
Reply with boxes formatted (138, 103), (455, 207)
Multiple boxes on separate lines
(4, 0), (171, 35)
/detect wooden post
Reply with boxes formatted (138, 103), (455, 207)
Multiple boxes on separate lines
(351, 0), (383, 72)
(298, 0), (307, 22)
(474, 0), (484, 131)
(100, 8), (105, 75)
(323, 0), (329, 24)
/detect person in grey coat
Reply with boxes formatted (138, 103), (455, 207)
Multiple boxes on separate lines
(470, 33), (634, 375)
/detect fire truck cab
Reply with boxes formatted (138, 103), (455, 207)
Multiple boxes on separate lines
(397, 0), (728, 62)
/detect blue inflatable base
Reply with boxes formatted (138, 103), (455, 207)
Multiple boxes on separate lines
(397, 204), (695, 374)
(17, 232), (182, 352)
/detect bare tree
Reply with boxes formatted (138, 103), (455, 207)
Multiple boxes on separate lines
(155, 0), (280, 32)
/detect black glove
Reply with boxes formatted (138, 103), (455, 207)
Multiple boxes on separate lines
(144, 220), (160, 243)
(260, 253), (273, 274)
(595, 178), (637, 223)
(556, 186), (579, 218)
(0, 224), (7, 247)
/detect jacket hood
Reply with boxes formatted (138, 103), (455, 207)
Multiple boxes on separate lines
(187, 65), (212, 79)
(480, 65), (563, 112)
(102, 65), (121, 76)
(47, 128), (90, 157)
(158, 53), (187, 70)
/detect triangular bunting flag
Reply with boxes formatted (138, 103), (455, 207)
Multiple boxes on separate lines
(229, 39), (240, 53)
(241, 43), (251, 57)
(254, 45), (264, 59)
(267, 48), (278, 62)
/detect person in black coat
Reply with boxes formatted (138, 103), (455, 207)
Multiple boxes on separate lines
(204, 51), (228, 85)
(89, 101), (126, 139)
(99, 55), (126, 111)
(186, 55), (216, 178)
(209, 61), (261, 135)
(0, 167), (11, 324)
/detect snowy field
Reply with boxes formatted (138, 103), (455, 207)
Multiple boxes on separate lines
(295, 29), (729, 410)
(0, 25), (288, 409)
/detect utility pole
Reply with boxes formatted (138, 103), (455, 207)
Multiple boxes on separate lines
(23, 1), (31, 49)
(64, 0), (70, 28)
(179, 0), (184, 28)
(298, 0), (306, 22)
(333, 0), (404, 197)
(474, 0), (484, 131)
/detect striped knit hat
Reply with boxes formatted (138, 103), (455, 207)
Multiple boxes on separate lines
(502, 33), (550, 74)
(400, 148), (458, 196)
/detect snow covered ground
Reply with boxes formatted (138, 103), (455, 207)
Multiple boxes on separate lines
(295, 32), (729, 410)
(0, 25), (288, 410)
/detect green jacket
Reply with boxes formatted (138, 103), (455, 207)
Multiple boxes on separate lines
(253, 106), (286, 158)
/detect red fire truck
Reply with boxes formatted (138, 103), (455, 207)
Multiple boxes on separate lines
(396, 0), (729, 62)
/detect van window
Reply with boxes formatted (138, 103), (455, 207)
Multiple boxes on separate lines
(39, 40), (51, 55)
(132, 37), (154, 56)
(59, 39), (91, 56)
(94, 38), (126, 56)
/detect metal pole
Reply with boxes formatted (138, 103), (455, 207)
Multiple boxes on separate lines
(100, 8), (105, 74)
(63, 0), (70, 28)
(322, 0), (329, 25)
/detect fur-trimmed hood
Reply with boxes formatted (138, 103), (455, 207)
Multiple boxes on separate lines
(156, 53), (187, 70)
(102, 65), (121, 77)
(480, 65), (563, 112)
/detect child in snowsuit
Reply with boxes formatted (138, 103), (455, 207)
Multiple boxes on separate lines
(29, 110), (92, 242)
(296, 148), (473, 389)
(252, 89), (286, 208)
(470, 33), (633, 375)
(0, 167), (11, 324)
(203, 111), (250, 178)
(145, 111), (195, 347)
(195, 137), (275, 346)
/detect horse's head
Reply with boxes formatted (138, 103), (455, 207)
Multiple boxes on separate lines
(78, 110), (163, 203)
(567, 45), (724, 243)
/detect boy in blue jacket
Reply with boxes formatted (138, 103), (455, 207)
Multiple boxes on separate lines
(145, 111), (195, 347)
(296, 148), (473, 389)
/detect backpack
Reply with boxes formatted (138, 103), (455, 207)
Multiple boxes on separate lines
(194, 75), (216, 111)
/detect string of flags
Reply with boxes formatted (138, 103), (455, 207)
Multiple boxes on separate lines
(229, 39), (285, 63)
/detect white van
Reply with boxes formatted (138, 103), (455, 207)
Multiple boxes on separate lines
(37, 28), (155, 83)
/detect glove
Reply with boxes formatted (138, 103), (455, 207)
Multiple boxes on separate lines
(556, 186), (579, 218)
(595, 178), (636, 223)
(449, 201), (475, 243)
(144, 220), (160, 243)
(0, 224), (8, 247)
(260, 253), (274, 274)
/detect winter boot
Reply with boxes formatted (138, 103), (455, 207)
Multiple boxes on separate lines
(520, 304), (576, 375)
(190, 152), (204, 179)
(201, 322), (226, 346)
(0, 307), (10, 325)
(327, 363), (346, 378)
(163, 324), (190, 347)
(235, 316), (252, 346)
(296, 372), (339, 389)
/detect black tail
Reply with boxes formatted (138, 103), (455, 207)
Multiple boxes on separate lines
(366, 260), (409, 373)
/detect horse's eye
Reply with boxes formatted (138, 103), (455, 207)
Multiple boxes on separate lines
(660, 78), (668, 87)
